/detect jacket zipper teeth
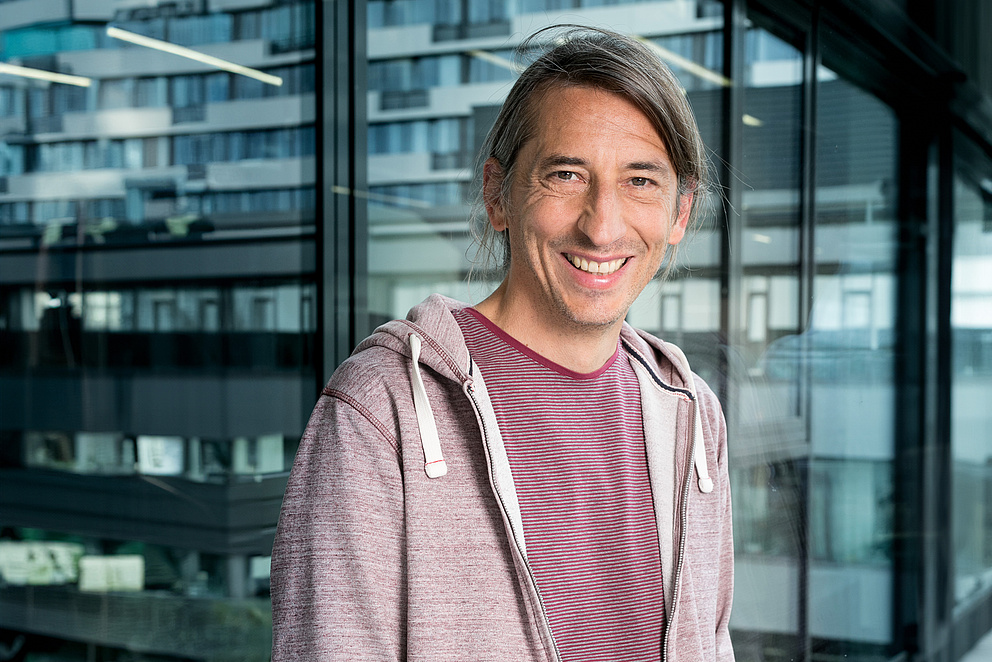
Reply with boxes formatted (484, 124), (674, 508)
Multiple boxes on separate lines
(624, 339), (696, 662)
(466, 382), (563, 662)
(662, 398), (697, 662)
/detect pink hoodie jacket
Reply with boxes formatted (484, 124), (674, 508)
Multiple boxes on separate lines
(271, 294), (734, 661)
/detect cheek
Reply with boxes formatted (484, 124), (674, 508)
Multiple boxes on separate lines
(629, 205), (676, 243)
(514, 199), (566, 239)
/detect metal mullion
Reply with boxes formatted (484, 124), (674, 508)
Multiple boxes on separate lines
(348, 0), (370, 355)
(921, 121), (955, 662)
(885, 49), (955, 662)
(315, 0), (368, 391)
(314, 0), (330, 393)
(721, 0), (746, 411)
(796, 4), (819, 661)
(888, 109), (930, 662)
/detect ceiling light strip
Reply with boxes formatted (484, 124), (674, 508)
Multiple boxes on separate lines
(106, 26), (283, 87)
(0, 62), (93, 87)
(468, 50), (522, 73)
(635, 37), (731, 88)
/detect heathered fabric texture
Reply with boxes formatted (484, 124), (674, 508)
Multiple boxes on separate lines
(455, 307), (666, 661)
(270, 294), (735, 662)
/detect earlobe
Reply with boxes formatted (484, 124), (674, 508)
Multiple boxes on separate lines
(483, 158), (507, 231)
(668, 192), (693, 246)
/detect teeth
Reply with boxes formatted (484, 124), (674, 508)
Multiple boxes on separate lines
(567, 254), (626, 275)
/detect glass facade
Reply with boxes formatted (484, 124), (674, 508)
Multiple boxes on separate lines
(730, 23), (807, 657)
(0, 0), (315, 658)
(808, 69), (898, 657)
(1, 0), (991, 660)
(952, 139), (992, 608)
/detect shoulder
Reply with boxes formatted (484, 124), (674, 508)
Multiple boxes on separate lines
(325, 343), (410, 403)
(300, 343), (418, 457)
(323, 299), (470, 413)
(308, 310), (471, 451)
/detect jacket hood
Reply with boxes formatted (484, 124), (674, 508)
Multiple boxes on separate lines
(356, 294), (699, 387)
(352, 293), (712, 492)
(353, 294), (474, 385)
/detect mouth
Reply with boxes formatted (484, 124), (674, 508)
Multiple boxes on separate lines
(564, 253), (628, 276)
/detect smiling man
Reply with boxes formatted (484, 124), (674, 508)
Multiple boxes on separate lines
(272, 26), (734, 662)
(476, 83), (692, 372)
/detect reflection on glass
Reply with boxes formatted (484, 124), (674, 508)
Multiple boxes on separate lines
(723, 25), (806, 659)
(738, 26), (804, 422)
(809, 68), (898, 657)
(952, 146), (992, 606)
(0, 0), (315, 658)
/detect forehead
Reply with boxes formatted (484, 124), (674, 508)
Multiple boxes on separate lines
(520, 84), (670, 162)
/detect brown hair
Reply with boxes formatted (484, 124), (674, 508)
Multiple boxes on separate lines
(472, 25), (711, 277)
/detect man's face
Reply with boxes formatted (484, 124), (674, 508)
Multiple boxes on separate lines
(485, 85), (691, 332)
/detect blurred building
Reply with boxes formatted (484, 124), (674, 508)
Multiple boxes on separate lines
(0, 0), (315, 658)
(1, 0), (991, 660)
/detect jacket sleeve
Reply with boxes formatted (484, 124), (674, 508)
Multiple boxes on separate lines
(271, 390), (406, 661)
(699, 380), (735, 661)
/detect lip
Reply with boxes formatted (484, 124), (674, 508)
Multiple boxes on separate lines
(560, 252), (632, 288)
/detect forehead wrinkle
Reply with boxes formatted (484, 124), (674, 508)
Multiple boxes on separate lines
(517, 88), (675, 183)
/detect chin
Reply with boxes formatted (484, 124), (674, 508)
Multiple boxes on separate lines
(555, 299), (629, 329)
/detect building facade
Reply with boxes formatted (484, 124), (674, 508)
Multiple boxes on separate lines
(1, 0), (991, 660)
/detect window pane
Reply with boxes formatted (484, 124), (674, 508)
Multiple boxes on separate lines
(952, 141), (992, 605)
(725, 25), (806, 659)
(0, 1), (316, 659)
(809, 68), (899, 657)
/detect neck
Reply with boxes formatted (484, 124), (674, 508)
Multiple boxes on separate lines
(474, 285), (623, 374)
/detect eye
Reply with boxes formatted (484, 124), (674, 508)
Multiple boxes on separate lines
(553, 171), (577, 181)
(630, 177), (653, 187)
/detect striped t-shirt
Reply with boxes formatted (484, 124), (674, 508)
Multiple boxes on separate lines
(454, 308), (665, 661)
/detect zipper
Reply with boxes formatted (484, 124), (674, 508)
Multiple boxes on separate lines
(465, 381), (563, 662)
(622, 338), (696, 662)
(661, 395), (697, 662)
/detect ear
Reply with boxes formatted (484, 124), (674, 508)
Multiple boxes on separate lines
(667, 191), (693, 246)
(483, 158), (508, 232)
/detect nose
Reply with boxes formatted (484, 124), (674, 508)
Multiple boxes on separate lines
(577, 180), (626, 247)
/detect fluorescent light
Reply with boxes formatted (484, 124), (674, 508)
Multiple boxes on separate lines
(331, 185), (432, 209)
(468, 50), (522, 73)
(0, 62), (92, 87)
(742, 114), (764, 127)
(634, 37), (731, 88)
(106, 26), (282, 87)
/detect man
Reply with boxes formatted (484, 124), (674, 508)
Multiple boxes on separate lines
(271, 26), (733, 662)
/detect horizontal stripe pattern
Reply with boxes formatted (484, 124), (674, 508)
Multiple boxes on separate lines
(455, 308), (665, 662)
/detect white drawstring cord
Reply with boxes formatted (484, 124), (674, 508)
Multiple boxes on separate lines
(692, 404), (713, 493)
(665, 343), (713, 494)
(408, 334), (448, 479)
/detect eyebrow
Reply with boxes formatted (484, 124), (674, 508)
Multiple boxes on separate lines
(627, 161), (672, 174)
(538, 155), (587, 170)
(537, 154), (673, 175)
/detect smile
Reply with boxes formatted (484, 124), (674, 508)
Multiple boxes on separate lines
(565, 254), (628, 275)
